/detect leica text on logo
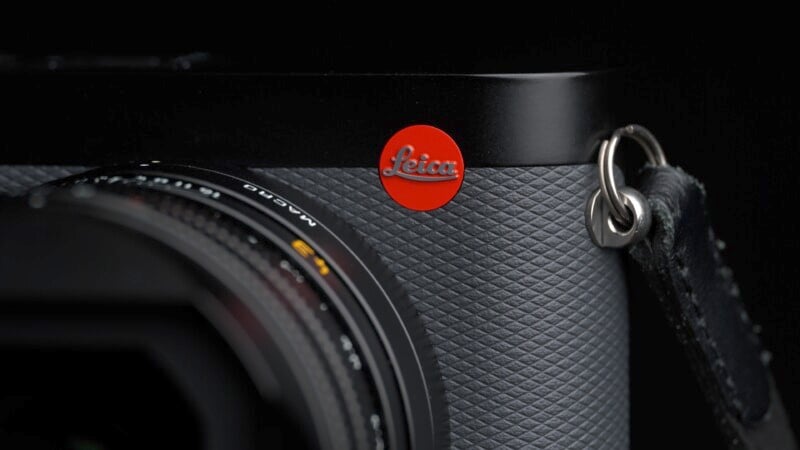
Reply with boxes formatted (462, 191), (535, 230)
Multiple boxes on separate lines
(382, 145), (458, 182)
(378, 124), (465, 211)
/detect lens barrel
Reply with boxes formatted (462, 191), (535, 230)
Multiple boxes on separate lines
(0, 164), (448, 450)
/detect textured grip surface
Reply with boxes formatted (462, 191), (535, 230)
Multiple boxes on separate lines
(259, 166), (629, 450)
(0, 164), (630, 449)
(0, 165), (85, 196)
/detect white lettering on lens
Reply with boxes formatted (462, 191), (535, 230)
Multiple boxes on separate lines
(241, 183), (317, 227)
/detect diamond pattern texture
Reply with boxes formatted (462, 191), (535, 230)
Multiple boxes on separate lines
(259, 166), (630, 450)
(0, 165), (86, 196)
(0, 165), (629, 449)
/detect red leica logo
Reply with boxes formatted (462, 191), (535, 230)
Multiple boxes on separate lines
(382, 145), (459, 182)
(379, 125), (464, 211)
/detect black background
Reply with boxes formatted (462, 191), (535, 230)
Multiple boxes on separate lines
(4, 13), (798, 448)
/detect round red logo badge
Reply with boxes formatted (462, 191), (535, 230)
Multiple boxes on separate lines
(379, 125), (464, 211)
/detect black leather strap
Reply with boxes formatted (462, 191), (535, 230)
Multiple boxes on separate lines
(629, 165), (797, 450)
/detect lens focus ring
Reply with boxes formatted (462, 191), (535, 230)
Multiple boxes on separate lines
(5, 164), (449, 450)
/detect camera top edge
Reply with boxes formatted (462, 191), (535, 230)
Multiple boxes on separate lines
(0, 55), (617, 167)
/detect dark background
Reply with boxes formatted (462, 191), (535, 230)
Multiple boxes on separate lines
(4, 14), (798, 448)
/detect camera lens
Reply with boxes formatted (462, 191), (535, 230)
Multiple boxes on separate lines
(0, 164), (448, 450)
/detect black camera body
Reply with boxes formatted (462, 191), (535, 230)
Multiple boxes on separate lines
(0, 68), (628, 449)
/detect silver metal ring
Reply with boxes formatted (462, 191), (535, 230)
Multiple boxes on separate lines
(598, 124), (668, 226)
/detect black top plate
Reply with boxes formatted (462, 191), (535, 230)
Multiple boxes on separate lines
(0, 71), (615, 167)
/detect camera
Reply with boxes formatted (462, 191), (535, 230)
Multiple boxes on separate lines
(0, 61), (627, 449)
